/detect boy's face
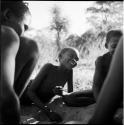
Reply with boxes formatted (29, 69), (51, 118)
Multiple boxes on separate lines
(4, 11), (31, 36)
(108, 36), (120, 53)
(60, 50), (79, 70)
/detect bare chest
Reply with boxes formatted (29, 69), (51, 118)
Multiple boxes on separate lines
(39, 68), (69, 93)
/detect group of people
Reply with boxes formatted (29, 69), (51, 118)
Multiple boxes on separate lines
(0, 1), (123, 124)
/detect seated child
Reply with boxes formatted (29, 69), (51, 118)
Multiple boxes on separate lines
(93, 30), (122, 100)
(89, 37), (123, 124)
(24, 47), (79, 122)
(65, 36), (123, 124)
(62, 89), (95, 107)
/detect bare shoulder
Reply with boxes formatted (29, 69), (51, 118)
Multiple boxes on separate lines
(95, 56), (103, 63)
(2, 25), (19, 42)
(1, 25), (19, 48)
(38, 63), (53, 74)
(42, 63), (53, 70)
(20, 36), (39, 52)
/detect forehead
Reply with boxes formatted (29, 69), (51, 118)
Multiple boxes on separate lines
(65, 49), (79, 58)
(109, 36), (120, 43)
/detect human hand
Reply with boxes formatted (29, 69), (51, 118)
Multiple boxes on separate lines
(53, 86), (63, 96)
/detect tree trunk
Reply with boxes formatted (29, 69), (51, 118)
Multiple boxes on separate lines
(56, 31), (61, 52)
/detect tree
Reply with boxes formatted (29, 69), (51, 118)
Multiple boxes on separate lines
(86, 1), (123, 46)
(65, 34), (85, 51)
(50, 5), (69, 52)
(81, 29), (96, 46)
(65, 30), (97, 58)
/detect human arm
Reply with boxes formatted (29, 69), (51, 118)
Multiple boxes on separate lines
(27, 64), (62, 122)
(52, 70), (73, 96)
(92, 57), (105, 100)
(89, 37), (123, 124)
(67, 69), (73, 93)
(1, 26), (20, 123)
(27, 64), (52, 111)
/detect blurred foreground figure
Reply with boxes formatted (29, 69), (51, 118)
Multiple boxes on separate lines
(0, 1), (39, 123)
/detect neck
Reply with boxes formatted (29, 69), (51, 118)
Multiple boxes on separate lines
(58, 65), (70, 72)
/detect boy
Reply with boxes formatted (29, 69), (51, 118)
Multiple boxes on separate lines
(89, 37), (123, 124)
(1, 1), (39, 123)
(27, 47), (79, 122)
(93, 30), (122, 100)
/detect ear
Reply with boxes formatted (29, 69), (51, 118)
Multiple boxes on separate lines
(3, 9), (14, 21)
(105, 43), (108, 49)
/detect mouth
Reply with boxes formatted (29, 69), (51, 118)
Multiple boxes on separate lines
(69, 59), (77, 66)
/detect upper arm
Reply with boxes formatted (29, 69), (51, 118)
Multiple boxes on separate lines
(1, 26), (20, 55)
(1, 26), (20, 123)
(29, 63), (52, 91)
(67, 70), (73, 92)
(1, 26), (20, 87)
(93, 57), (104, 99)
(29, 39), (39, 58)
(93, 57), (104, 89)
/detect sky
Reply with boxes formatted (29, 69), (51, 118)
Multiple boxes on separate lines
(27, 1), (95, 35)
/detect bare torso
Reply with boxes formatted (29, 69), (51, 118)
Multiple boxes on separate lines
(36, 64), (72, 102)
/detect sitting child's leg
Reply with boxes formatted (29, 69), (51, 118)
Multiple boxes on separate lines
(63, 90), (95, 107)
(67, 89), (94, 97)
(14, 36), (39, 98)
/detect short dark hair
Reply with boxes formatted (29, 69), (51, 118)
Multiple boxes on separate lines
(58, 47), (79, 60)
(1, 1), (30, 19)
(105, 30), (122, 48)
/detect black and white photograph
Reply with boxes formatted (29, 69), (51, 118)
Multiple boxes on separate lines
(1, 0), (123, 124)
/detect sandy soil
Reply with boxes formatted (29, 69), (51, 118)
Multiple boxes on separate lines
(21, 96), (96, 124)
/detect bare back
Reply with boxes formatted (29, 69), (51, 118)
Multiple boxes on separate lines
(14, 36), (39, 97)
